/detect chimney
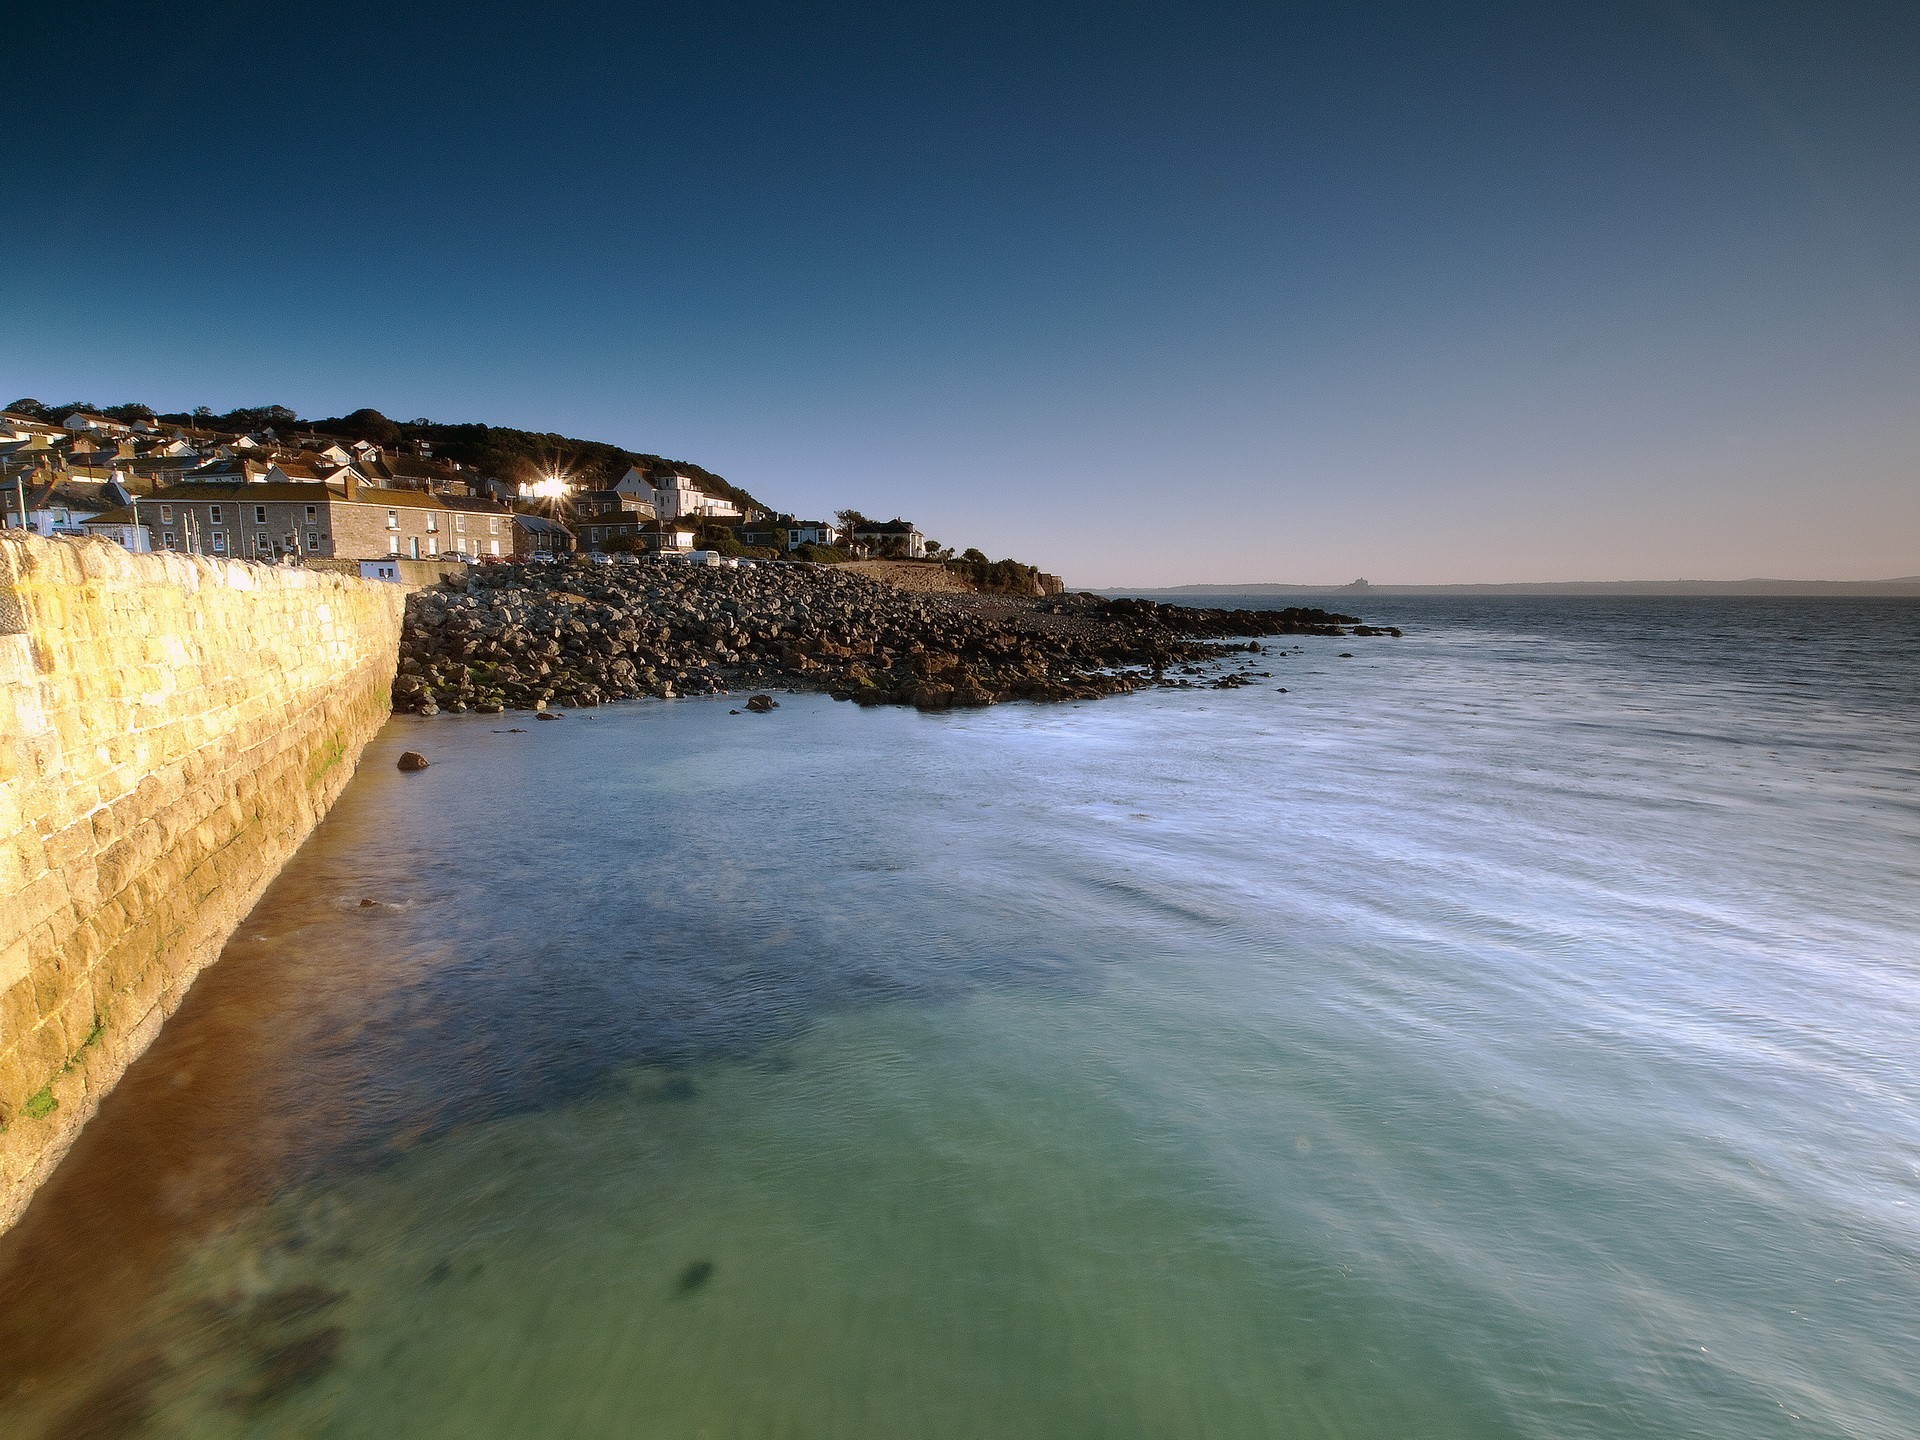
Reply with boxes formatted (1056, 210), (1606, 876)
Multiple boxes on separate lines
(343, 471), (358, 501)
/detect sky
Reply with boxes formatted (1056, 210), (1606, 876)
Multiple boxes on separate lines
(3, 1), (1915, 586)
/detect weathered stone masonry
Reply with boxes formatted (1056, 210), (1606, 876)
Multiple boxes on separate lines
(0, 533), (405, 1233)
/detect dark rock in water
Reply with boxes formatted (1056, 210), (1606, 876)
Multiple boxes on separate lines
(251, 1285), (347, 1328)
(1276, 687), (1288, 693)
(359, 898), (377, 908)
(677, 1259), (715, 1294)
(640, 1074), (700, 1103)
(729, 709), (741, 715)
(745, 694), (778, 712)
(227, 1327), (344, 1413)
(396, 750), (430, 771)
(47, 1349), (169, 1440)
(536, 712), (562, 721)
(1338, 652), (1354, 658)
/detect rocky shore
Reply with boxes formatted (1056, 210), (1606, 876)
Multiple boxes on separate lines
(390, 561), (1399, 715)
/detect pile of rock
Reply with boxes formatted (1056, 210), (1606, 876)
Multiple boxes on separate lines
(390, 561), (1396, 716)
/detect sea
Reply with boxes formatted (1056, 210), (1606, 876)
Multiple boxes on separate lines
(1, 595), (1916, 1440)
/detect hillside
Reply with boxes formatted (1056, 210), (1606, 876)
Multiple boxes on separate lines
(3, 398), (764, 513)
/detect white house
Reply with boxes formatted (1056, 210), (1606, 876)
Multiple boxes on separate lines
(790, 520), (841, 548)
(2, 478), (134, 537)
(600, 468), (658, 518)
(62, 412), (133, 435)
(652, 472), (741, 521)
(78, 508), (155, 553)
(853, 519), (927, 558)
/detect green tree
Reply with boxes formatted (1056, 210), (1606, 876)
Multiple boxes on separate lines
(324, 408), (403, 445)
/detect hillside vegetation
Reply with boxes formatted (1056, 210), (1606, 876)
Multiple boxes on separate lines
(3, 399), (763, 513)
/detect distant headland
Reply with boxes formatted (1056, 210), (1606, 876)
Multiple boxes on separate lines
(1115, 577), (1920, 598)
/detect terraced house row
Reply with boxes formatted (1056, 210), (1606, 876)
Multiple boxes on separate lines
(121, 476), (514, 562)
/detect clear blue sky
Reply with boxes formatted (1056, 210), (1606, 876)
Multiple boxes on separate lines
(4, 1), (1915, 585)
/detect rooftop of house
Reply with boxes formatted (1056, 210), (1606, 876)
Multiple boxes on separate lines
(19, 480), (125, 512)
(79, 506), (139, 526)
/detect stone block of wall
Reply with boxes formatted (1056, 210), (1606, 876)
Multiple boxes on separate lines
(0, 533), (406, 1232)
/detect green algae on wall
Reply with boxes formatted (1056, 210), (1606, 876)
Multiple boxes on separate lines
(0, 533), (407, 1232)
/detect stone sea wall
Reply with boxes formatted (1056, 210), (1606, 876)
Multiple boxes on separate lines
(0, 533), (406, 1233)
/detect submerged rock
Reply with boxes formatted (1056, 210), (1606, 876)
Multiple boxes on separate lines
(677, 1259), (715, 1294)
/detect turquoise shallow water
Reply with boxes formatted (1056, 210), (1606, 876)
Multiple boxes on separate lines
(2, 597), (1916, 1439)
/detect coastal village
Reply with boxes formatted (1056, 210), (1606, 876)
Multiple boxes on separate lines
(1, 398), (1389, 718)
(0, 400), (988, 582)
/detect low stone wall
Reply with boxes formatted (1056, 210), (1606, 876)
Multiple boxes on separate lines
(0, 533), (406, 1232)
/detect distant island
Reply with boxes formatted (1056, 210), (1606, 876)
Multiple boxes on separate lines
(1116, 577), (1920, 598)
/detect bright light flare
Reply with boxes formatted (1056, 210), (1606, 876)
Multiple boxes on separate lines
(520, 476), (570, 499)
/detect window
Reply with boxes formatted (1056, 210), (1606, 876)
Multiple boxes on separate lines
(489, 540), (500, 556)
(488, 517), (499, 534)
(257, 531), (270, 551)
(409, 537), (420, 559)
(284, 533), (296, 551)
(254, 505), (267, 524)
(426, 514), (438, 532)
(162, 531), (176, 549)
(306, 530), (319, 550)
(159, 504), (172, 522)
(386, 510), (398, 530)
(210, 532), (227, 554)
(455, 514), (466, 532)
(306, 505), (317, 520)
(209, 504), (223, 523)
(388, 535), (399, 556)
(428, 536), (438, 556)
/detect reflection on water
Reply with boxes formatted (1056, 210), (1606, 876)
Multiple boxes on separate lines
(2, 598), (1917, 1439)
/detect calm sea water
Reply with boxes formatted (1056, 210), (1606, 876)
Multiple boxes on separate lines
(2, 597), (1916, 1440)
